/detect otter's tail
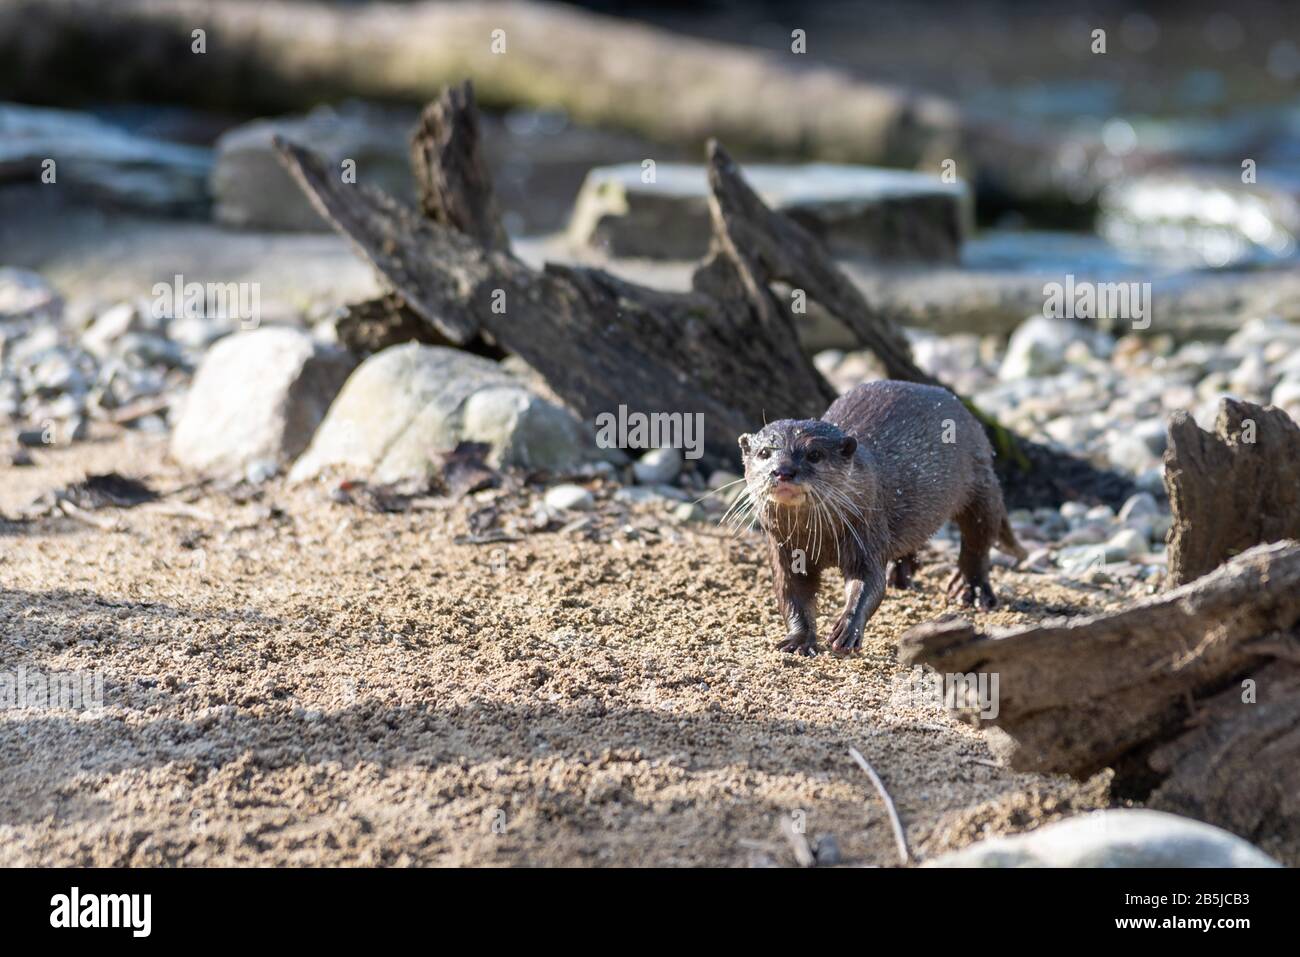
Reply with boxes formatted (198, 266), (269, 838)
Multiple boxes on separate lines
(996, 512), (1028, 562)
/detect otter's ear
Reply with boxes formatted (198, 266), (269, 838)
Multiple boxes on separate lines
(840, 435), (857, 458)
(738, 433), (753, 457)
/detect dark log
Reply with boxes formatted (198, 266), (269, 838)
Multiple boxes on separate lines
(332, 293), (460, 357)
(899, 540), (1300, 843)
(410, 83), (511, 254)
(1146, 660), (1300, 847)
(1164, 398), (1300, 586)
(274, 82), (1133, 507)
(275, 139), (833, 465)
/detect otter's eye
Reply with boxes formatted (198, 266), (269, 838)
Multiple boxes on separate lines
(757, 448), (771, 460)
(806, 450), (823, 464)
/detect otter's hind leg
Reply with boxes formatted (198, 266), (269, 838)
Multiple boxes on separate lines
(947, 487), (1001, 610)
(888, 552), (920, 589)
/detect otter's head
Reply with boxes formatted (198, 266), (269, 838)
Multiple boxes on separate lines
(738, 419), (858, 512)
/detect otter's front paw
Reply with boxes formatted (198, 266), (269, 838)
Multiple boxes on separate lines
(777, 631), (818, 656)
(954, 582), (998, 610)
(827, 614), (863, 656)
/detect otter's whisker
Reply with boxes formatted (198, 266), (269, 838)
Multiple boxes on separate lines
(693, 478), (749, 508)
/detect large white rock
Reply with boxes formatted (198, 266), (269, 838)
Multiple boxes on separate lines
(925, 809), (1280, 868)
(567, 162), (970, 261)
(288, 344), (605, 483)
(170, 327), (356, 476)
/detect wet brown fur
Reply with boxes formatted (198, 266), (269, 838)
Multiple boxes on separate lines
(735, 380), (1025, 656)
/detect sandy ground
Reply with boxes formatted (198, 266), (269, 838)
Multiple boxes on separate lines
(0, 431), (1127, 867)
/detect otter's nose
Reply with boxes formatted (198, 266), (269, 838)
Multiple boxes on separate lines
(773, 465), (797, 482)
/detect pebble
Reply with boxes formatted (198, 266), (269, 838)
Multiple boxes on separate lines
(672, 502), (707, 523)
(544, 484), (595, 512)
(1106, 431), (1158, 474)
(1085, 504), (1116, 523)
(632, 446), (684, 485)
(81, 302), (141, 356)
(1118, 491), (1159, 523)
(1059, 501), (1089, 523)
(1104, 527), (1148, 561)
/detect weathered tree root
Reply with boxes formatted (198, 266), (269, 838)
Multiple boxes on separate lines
(900, 540), (1300, 848)
(1164, 398), (1300, 586)
(274, 80), (1131, 507)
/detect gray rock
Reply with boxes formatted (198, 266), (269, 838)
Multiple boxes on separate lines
(1085, 504), (1117, 523)
(1107, 430), (1159, 475)
(1104, 527), (1149, 561)
(289, 344), (604, 484)
(671, 501), (707, 523)
(118, 333), (188, 370)
(613, 485), (691, 507)
(1022, 548), (1054, 572)
(1229, 351), (1275, 397)
(80, 301), (142, 357)
(244, 458), (279, 485)
(166, 314), (236, 352)
(24, 349), (87, 397)
(171, 327), (356, 476)
(812, 834), (842, 867)
(1271, 378), (1300, 419)
(211, 102), (416, 231)
(0, 267), (60, 323)
(1000, 315), (1110, 381)
(544, 484), (594, 512)
(1059, 523), (1111, 546)
(1043, 415), (1091, 448)
(568, 162), (970, 261)
(1133, 418), (1169, 457)
(1118, 492), (1160, 524)
(924, 809), (1280, 868)
(1059, 501), (1089, 523)
(632, 446), (683, 485)
(1136, 465), (1167, 497)
(707, 469), (742, 490)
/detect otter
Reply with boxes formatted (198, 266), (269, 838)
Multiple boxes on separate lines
(733, 380), (1025, 657)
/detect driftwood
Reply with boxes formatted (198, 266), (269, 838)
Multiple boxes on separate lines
(900, 540), (1300, 846)
(273, 81), (1131, 506)
(1164, 398), (1300, 586)
(275, 122), (833, 464)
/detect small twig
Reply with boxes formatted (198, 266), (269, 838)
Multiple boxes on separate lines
(140, 501), (217, 522)
(848, 746), (910, 866)
(109, 394), (171, 425)
(778, 817), (816, 868)
(967, 757), (1001, 769)
(57, 499), (118, 531)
